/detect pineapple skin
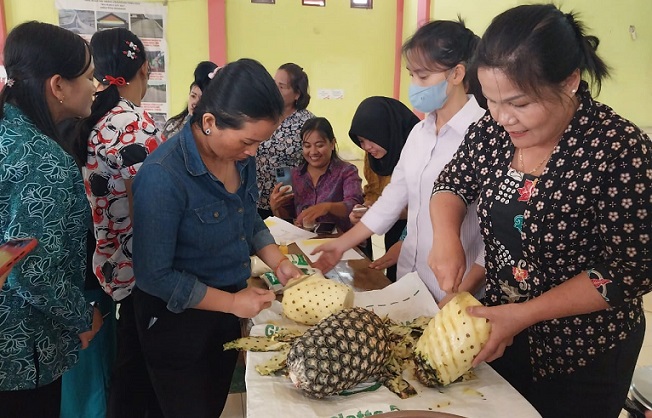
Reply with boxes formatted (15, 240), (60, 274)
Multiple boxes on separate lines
(414, 292), (491, 387)
(286, 307), (391, 398)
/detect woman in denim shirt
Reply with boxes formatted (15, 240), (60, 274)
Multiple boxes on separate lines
(131, 58), (302, 418)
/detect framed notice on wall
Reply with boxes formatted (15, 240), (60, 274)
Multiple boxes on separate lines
(55, 0), (169, 130)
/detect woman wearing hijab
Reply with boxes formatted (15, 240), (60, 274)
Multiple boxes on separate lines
(348, 96), (420, 281)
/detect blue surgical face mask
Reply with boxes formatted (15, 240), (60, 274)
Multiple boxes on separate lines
(408, 78), (449, 114)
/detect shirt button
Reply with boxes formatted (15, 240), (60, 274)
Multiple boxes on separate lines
(240, 235), (245, 241)
(242, 262), (248, 267)
(238, 208), (244, 213)
(213, 211), (219, 218)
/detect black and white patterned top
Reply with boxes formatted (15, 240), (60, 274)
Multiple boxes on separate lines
(433, 81), (652, 380)
(256, 109), (314, 211)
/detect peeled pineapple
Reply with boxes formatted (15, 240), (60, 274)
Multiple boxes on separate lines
(414, 292), (491, 387)
(286, 307), (391, 398)
(282, 273), (354, 325)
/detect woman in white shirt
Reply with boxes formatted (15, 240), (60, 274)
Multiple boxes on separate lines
(313, 19), (486, 304)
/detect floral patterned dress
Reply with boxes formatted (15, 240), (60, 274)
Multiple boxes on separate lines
(0, 104), (92, 390)
(256, 108), (314, 211)
(433, 82), (652, 381)
(491, 168), (543, 303)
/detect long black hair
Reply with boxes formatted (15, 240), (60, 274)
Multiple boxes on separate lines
(474, 4), (610, 98)
(163, 61), (218, 135)
(191, 58), (283, 130)
(0, 21), (91, 143)
(73, 28), (146, 166)
(402, 19), (485, 108)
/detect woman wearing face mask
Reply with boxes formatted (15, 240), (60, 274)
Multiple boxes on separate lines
(162, 61), (218, 139)
(313, 20), (486, 304)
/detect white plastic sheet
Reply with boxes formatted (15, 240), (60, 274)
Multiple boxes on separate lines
(246, 273), (541, 418)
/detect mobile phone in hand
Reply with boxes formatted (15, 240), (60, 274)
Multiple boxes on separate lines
(0, 238), (38, 277)
(275, 166), (293, 195)
(314, 222), (336, 235)
(352, 206), (368, 214)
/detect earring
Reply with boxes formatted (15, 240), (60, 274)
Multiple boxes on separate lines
(59, 97), (64, 104)
(205, 129), (211, 135)
(571, 89), (577, 94)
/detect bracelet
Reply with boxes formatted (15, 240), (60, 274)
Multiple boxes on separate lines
(274, 257), (289, 275)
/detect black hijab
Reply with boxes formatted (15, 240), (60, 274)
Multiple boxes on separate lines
(348, 96), (420, 176)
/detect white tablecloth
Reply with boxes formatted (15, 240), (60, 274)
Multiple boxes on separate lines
(245, 273), (541, 418)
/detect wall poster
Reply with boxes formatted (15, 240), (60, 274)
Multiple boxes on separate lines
(55, 0), (169, 129)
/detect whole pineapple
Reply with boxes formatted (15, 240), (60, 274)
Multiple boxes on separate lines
(286, 307), (390, 398)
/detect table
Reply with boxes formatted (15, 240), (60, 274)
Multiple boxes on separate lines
(249, 242), (392, 292)
(244, 272), (542, 418)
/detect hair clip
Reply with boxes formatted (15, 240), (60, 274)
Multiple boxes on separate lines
(207, 67), (220, 80)
(123, 41), (140, 59)
(5, 78), (15, 87)
(125, 40), (140, 52)
(103, 75), (128, 86)
(123, 50), (137, 60)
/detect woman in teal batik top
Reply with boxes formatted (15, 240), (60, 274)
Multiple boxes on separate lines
(0, 22), (102, 418)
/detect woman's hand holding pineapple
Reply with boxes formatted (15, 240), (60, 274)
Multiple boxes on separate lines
(467, 303), (531, 367)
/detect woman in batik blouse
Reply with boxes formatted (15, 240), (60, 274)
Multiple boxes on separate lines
(256, 63), (314, 219)
(0, 21), (100, 418)
(269, 117), (363, 234)
(429, 5), (652, 418)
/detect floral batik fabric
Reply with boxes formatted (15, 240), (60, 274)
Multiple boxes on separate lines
(433, 81), (652, 380)
(490, 168), (542, 303)
(83, 98), (162, 301)
(255, 109), (314, 211)
(0, 103), (92, 390)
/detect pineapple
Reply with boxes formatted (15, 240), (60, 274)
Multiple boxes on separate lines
(414, 292), (491, 387)
(286, 307), (391, 398)
(282, 273), (354, 325)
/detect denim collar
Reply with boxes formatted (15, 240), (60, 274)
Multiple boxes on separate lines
(178, 121), (249, 177)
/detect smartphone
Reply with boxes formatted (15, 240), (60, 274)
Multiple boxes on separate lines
(314, 222), (336, 235)
(352, 206), (368, 214)
(275, 166), (293, 195)
(0, 238), (38, 277)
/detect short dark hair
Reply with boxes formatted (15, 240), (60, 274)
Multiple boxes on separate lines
(278, 63), (311, 110)
(0, 21), (91, 142)
(192, 58), (284, 130)
(74, 28), (147, 166)
(300, 117), (339, 160)
(474, 4), (610, 98)
(402, 19), (484, 107)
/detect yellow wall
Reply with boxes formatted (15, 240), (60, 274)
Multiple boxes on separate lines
(431, 0), (652, 128)
(4, 0), (650, 153)
(3, 0), (209, 122)
(225, 0), (397, 159)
